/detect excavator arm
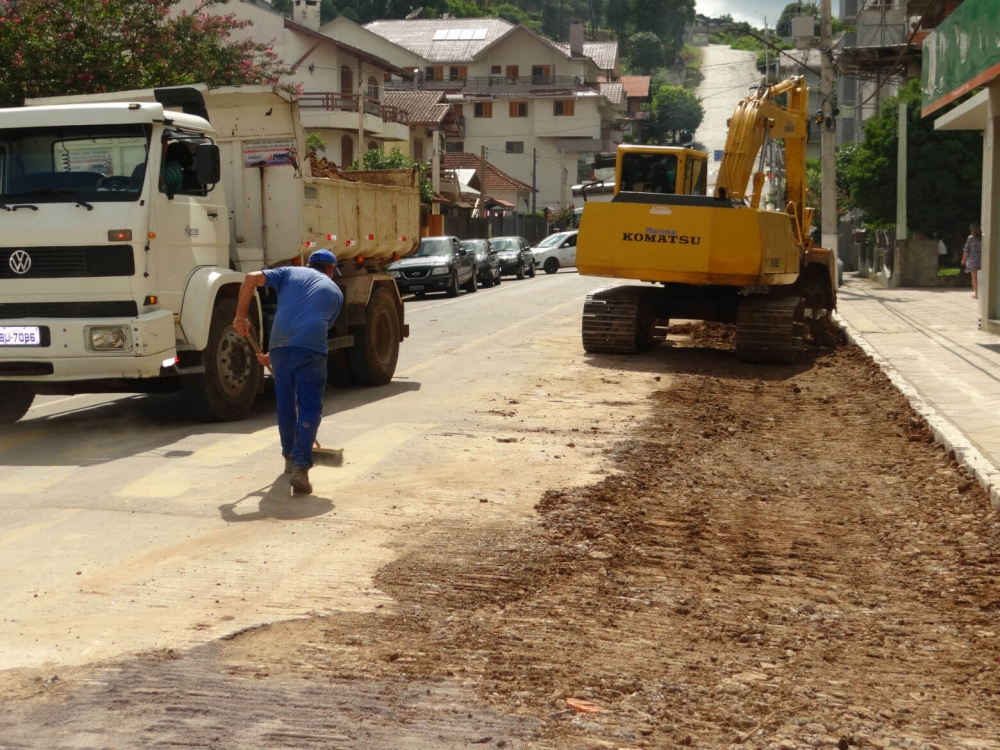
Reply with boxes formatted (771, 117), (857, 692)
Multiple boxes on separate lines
(714, 77), (813, 245)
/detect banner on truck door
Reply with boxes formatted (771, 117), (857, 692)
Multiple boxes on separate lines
(243, 139), (297, 168)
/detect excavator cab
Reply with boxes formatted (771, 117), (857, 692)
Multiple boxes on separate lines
(614, 145), (708, 197)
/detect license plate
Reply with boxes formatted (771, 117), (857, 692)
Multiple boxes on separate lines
(409, 285), (425, 291)
(0, 326), (41, 347)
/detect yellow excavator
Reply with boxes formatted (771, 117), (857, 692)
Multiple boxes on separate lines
(576, 76), (836, 364)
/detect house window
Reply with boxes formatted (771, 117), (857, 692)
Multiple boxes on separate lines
(532, 65), (551, 83)
(449, 66), (468, 81)
(508, 101), (528, 118)
(425, 66), (444, 82)
(491, 65), (502, 75)
(554, 100), (575, 116)
(505, 141), (524, 154)
(367, 76), (379, 102)
(506, 65), (519, 81)
(452, 104), (464, 118)
(446, 141), (465, 153)
(474, 101), (493, 118)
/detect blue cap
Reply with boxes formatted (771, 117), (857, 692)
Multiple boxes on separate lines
(308, 249), (338, 266)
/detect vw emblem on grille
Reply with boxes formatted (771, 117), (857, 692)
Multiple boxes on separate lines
(8, 249), (32, 275)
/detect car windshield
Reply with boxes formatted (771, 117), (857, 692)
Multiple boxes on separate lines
(491, 238), (520, 253)
(0, 124), (151, 204)
(460, 240), (487, 255)
(536, 233), (568, 248)
(416, 238), (455, 257)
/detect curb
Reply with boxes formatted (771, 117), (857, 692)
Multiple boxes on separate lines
(833, 312), (1000, 510)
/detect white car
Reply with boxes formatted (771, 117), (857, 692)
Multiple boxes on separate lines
(532, 231), (578, 274)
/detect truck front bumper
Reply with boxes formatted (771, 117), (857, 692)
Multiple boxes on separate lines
(0, 310), (177, 382)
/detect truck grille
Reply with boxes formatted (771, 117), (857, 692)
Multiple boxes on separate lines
(0, 246), (135, 279)
(403, 269), (429, 279)
(0, 301), (138, 320)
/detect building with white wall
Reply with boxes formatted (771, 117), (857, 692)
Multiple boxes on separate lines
(324, 16), (623, 210)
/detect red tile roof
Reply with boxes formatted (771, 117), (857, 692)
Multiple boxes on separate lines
(442, 153), (535, 193)
(621, 76), (651, 99)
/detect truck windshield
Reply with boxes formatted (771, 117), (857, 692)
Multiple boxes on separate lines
(417, 239), (456, 257)
(620, 153), (678, 194)
(0, 124), (150, 204)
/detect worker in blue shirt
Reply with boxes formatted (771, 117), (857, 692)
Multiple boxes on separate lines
(234, 249), (344, 494)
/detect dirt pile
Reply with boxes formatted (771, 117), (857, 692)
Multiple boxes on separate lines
(309, 155), (347, 180)
(220, 332), (1000, 749)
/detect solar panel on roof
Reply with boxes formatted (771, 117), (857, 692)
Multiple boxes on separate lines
(473, 28), (487, 40)
(459, 28), (475, 40)
(433, 30), (448, 40)
(446, 29), (462, 40)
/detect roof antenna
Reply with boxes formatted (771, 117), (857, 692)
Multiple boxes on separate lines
(405, 7), (422, 19)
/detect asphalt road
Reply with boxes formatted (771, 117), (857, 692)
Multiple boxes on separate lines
(694, 44), (763, 195)
(0, 270), (648, 673)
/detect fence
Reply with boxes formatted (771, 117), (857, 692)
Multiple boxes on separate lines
(442, 214), (548, 244)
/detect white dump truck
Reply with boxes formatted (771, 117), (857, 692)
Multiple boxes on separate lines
(0, 85), (420, 422)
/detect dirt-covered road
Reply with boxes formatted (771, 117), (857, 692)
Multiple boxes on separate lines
(3, 325), (999, 749)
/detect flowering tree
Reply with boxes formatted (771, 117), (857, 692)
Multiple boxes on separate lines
(0, 0), (288, 107)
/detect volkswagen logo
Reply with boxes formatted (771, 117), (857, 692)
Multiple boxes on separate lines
(8, 249), (32, 275)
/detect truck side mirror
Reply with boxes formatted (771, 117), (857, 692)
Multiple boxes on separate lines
(195, 144), (221, 186)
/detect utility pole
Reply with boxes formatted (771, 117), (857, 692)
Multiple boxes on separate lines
(480, 144), (488, 219)
(820, 0), (837, 254)
(764, 17), (769, 83)
(531, 148), (537, 214)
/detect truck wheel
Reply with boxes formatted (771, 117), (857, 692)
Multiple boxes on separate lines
(0, 383), (34, 424)
(349, 286), (400, 386)
(182, 298), (261, 422)
(544, 258), (559, 274)
(464, 266), (478, 293)
(446, 271), (460, 297)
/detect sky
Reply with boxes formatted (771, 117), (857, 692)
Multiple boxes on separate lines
(695, 0), (842, 27)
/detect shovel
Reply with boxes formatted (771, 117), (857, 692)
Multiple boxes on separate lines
(244, 332), (344, 467)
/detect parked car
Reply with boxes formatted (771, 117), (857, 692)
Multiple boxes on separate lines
(490, 236), (536, 279)
(532, 230), (578, 274)
(460, 239), (502, 288)
(387, 236), (477, 298)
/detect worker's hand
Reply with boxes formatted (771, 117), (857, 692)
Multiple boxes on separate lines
(256, 352), (271, 369)
(233, 316), (250, 337)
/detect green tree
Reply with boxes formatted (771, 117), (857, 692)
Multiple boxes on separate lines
(625, 32), (664, 75)
(845, 79), (982, 240)
(649, 84), (704, 143)
(0, 0), (288, 108)
(348, 146), (434, 205)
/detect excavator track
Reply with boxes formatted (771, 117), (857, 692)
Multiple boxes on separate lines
(582, 287), (643, 354)
(735, 295), (805, 365)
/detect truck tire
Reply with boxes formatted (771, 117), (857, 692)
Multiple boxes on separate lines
(544, 257), (559, 274)
(0, 383), (34, 424)
(446, 270), (460, 297)
(464, 266), (478, 293)
(182, 298), (261, 422)
(349, 286), (400, 386)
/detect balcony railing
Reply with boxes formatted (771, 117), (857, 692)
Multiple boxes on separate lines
(299, 92), (410, 125)
(386, 74), (585, 91)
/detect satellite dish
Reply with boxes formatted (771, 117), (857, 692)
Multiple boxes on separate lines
(405, 6), (423, 19)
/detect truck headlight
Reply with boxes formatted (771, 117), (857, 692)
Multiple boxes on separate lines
(431, 266), (451, 276)
(389, 270), (401, 277)
(88, 326), (130, 351)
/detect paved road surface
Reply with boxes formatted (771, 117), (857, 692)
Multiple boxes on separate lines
(0, 271), (655, 673)
(694, 45), (762, 194)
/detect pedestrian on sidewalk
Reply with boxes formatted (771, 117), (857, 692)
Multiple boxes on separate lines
(233, 250), (344, 495)
(962, 222), (982, 300)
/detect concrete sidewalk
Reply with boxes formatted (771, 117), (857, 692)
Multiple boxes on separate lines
(836, 273), (1000, 504)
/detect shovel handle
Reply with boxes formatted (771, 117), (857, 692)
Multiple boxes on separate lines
(242, 331), (321, 450)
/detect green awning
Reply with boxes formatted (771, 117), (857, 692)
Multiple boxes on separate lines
(922, 0), (1000, 117)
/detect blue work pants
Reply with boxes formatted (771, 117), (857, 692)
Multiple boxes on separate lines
(269, 346), (327, 469)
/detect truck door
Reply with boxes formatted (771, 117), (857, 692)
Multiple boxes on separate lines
(149, 137), (229, 314)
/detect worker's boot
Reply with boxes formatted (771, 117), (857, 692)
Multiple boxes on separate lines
(283, 455), (294, 474)
(290, 467), (312, 495)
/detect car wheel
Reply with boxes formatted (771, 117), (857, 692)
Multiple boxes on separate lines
(516, 262), (525, 280)
(446, 270), (460, 297)
(482, 271), (494, 288)
(527, 259), (536, 278)
(544, 257), (559, 274)
(494, 268), (502, 285)
(464, 267), (478, 293)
